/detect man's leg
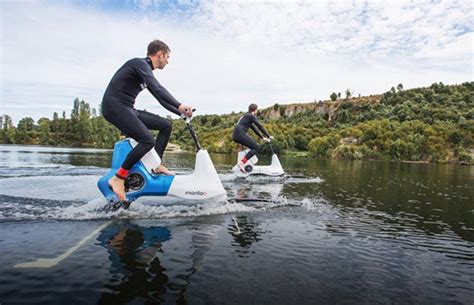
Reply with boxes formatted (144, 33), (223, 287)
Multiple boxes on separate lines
(240, 134), (259, 163)
(102, 101), (155, 200)
(232, 133), (259, 172)
(137, 110), (174, 175)
(137, 110), (173, 157)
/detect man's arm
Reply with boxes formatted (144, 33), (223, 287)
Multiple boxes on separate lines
(136, 63), (181, 116)
(251, 116), (270, 138)
(249, 124), (263, 138)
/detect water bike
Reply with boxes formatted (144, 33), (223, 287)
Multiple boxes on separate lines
(97, 112), (227, 210)
(232, 142), (285, 178)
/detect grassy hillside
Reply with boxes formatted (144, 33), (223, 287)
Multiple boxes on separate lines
(1, 82), (473, 164)
(171, 82), (473, 164)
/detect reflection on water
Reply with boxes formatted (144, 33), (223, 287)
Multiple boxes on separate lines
(97, 222), (171, 304)
(311, 160), (474, 242)
(0, 144), (473, 305)
(226, 177), (285, 201)
(229, 216), (265, 257)
(94, 217), (227, 305)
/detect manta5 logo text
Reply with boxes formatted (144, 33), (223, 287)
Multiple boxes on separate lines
(185, 190), (208, 196)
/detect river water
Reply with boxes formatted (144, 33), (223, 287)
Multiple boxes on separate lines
(0, 144), (472, 305)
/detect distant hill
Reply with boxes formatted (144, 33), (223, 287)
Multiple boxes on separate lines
(171, 81), (473, 164)
(1, 82), (473, 164)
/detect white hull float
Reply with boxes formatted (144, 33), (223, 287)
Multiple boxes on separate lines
(232, 150), (285, 178)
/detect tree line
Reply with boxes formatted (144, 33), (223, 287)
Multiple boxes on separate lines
(1, 98), (120, 148)
(1, 82), (473, 164)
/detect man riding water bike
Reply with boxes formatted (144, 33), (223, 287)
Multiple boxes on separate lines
(232, 103), (273, 173)
(102, 40), (193, 201)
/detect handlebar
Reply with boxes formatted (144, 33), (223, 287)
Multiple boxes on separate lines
(181, 108), (201, 151)
(181, 108), (196, 124)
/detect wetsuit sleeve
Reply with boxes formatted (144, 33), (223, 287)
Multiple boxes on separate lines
(249, 124), (263, 138)
(251, 116), (270, 138)
(135, 63), (181, 116)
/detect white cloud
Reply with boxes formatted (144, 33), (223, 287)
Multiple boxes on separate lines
(0, 0), (472, 124)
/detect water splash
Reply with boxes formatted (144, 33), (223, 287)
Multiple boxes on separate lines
(0, 173), (329, 221)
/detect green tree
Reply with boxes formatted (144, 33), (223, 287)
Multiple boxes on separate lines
(345, 89), (352, 99)
(1, 115), (16, 143)
(16, 117), (35, 143)
(37, 117), (52, 145)
(17, 117), (34, 131)
(279, 105), (286, 117)
(330, 92), (337, 101)
(50, 112), (62, 145)
(308, 134), (340, 157)
(211, 116), (221, 127)
(76, 100), (93, 145)
(71, 98), (80, 121)
(200, 116), (208, 125)
(91, 116), (120, 148)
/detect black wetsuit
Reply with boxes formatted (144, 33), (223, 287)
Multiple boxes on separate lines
(232, 113), (270, 160)
(102, 57), (181, 171)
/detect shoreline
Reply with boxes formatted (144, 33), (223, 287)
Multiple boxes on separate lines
(1, 143), (471, 165)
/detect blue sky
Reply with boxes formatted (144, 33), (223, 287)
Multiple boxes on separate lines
(1, 0), (473, 124)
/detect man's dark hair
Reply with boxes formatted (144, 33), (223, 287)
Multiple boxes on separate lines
(147, 40), (171, 56)
(248, 103), (258, 112)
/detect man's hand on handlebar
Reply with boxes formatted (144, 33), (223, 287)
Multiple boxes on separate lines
(178, 104), (194, 117)
(262, 136), (274, 143)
